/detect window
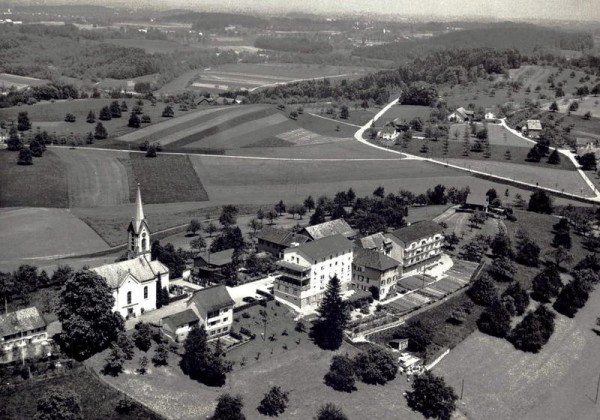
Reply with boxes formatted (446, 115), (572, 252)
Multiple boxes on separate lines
(143, 286), (148, 299)
(127, 291), (132, 305)
(223, 317), (228, 322)
(207, 310), (219, 319)
(142, 238), (146, 250)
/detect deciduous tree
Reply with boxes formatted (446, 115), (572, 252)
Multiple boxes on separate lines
(405, 371), (458, 420)
(257, 386), (289, 417)
(34, 387), (82, 420)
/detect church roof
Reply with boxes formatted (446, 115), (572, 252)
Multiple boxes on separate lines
(90, 256), (168, 289)
(0, 307), (46, 338)
(187, 285), (235, 315)
(129, 184), (147, 234)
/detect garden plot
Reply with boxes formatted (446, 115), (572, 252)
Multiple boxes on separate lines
(397, 276), (427, 291)
(388, 296), (419, 313)
(276, 128), (345, 145)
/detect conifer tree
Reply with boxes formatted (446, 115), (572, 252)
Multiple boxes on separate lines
(314, 276), (350, 350)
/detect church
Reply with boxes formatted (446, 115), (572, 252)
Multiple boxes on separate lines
(91, 185), (170, 319)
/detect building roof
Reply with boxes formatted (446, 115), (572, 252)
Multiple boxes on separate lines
(90, 256), (168, 289)
(188, 285), (235, 314)
(356, 232), (391, 250)
(257, 226), (310, 247)
(453, 107), (474, 119)
(527, 119), (542, 130)
(465, 191), (490, 207)
(380, 125), (397, 135)
(161, 309), (198, 331)
(128, 184), (149, 234)
(302, 219), (355, 240)
(353, 248), (400, 272)
(276, 260), (311, 272)
(288, 234), (353, 261)
(0, 307), (46, 338)
(389, 221), (443, 245)
(195, 248), (235, 267)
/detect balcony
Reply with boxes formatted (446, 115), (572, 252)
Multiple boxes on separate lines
(277, 275), (310, 290)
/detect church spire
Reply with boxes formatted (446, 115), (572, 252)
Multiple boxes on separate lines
(128, 183), (151, 259)
(134, 183), (145, 232)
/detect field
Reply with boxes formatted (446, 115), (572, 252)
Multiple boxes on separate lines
(0, 366), (161, 420)
(448, 123), (532, 147)
(0, 73), (49, 91)
(434, 285), (600, 420)
(0, 149), (68, 208)
(377, 104), (433, 127)
(86, 300), (424, 420)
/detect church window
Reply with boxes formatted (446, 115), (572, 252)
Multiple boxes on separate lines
(142, 238), (147, 250)
(127, 291), (132, 305)
(144, 286), (148, 299)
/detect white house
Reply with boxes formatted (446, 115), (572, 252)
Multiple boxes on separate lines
(274, 234), (354, 308)
(385, 221), (444, 275)
(91, 185), (170, 319)
(0, 307), (47, 352)
(187, 285), (235, 340)
(161, 309), (199, 342)
(448, 107), (474, 123)
(378, 125), (400, 141)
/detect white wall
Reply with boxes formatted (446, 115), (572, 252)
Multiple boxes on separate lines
(113, 275), (157, 318)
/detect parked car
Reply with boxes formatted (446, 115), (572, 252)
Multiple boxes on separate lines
(242, 296), (256, 303)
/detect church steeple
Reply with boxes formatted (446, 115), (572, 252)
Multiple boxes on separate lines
(127, 184), (151, 259)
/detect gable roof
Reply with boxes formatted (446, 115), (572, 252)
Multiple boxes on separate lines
(288, 234), (353, 261)
(195, 248), (235, 267)
(257, 226), (310, 247)
(356, 232), (392, 250)
(188, 285), (235, 314)
(453, 107), (474, 119)
(0, 307), (46, 338)
(353, 248), (400, 272)
(302, 219), (355, 240)
(389, 221), (443, 245)
(90, 256), (168, 289)
(161, 309), (198, 331)
(527, 119), (542, 130)
(465, 191), (490, 207)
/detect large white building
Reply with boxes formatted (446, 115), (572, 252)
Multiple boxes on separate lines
(385, 221), (444, 275)
(274, 234), (354, 308)
(186, 285), (235, 340)
(91, 185), (170, 319)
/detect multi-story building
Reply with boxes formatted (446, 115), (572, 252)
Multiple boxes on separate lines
(274, 234), (353, 308)
(256, 225), (310, 258)
(351, 248), (401, 300)
(0, 307), (47, 352)
(186, 285), (235, 340)
(386, 221), (444, 275)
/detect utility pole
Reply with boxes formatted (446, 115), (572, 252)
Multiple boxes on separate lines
(595, 372), (600, 404)
(460, 378), (465, 400)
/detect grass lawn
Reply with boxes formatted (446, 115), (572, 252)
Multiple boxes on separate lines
(0, 366), (161, 420)
(86, 300), (424, 420)
(0, 149), (68, 208)
(377, 104), (433, 125)
(129, 153), (209, 204)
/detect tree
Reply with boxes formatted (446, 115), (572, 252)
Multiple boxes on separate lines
(353, 347), (397, 385)
(289, 110), (298, 120)
(138, 356), (148, 374)
(460, 238), (487, 262)
(128, 112), (141, 128)
(190, 236), (206, 253)
(531, 265), (562, 303)
(152, 241), (186, 278)
(490, 229), (513, 259)
(304, 195), (315, 211)
(468, 210), (486, 229)
(17, 111), (31, 131)
(257, 386), (289, 417)
(405, 371), (458, 420)
(211, 394), (245, 420)
(110, 101), (122, 118)
(86, 110), (96, 123)
(373, 186), (385, 198)
(162, 105), (174, 117)
(275, 200), (286, 216)
(310, 206), (326, 226)
(528, 189), (553, 214)
(7, 126), (23, 150)
(467, 274), (498, 306)
(546, 246), (573, 268)
(489, 256), (516, 282)
(516, 233), (541, 267)
(181, 324), (231, 386)
(57, 270), (124, 360)
(103, 345), (125, 376)
(141, 114), (151, 123)
(314, 403), (348, 420)
(552, 229), (572, 249)
(526, 146), (541, 162)
(324, 355), (356, 392)
(509, 305), (555, 353)
(132, 322), (153, 352)
(477, 301), (512, 338)
(399, 320), (433, 353)
(64, 113), (76, 123)
(17, 148), (33, 165)
(99, 106), (112, 121)
(553, 277), (593, 318)
(547, 148), (560, 164)
(577, 152), (597, 171)
(146, 145), (157, 157)
(115, 331), (135, 360)
(210, 226), (245, 253)
(502, 282), (529, 316)
(313, 276), (350, 350)
(152, 342), (170, 366)
(204, 222), (218, 238)
(86, 132), (94, 144)
(549, 101), (559, 112)
(94, 122), (108, 139)
(583, 111), (592, 120)
(219, 205), (239, 227)
(34, 387), (82, 420)
(187, 219), (202, 235)
(340, 105), (349, 119)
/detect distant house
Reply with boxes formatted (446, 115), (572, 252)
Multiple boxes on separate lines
(484, 109), (496, 120)
(234, 95), (247, 104)
(300, 219), (356, 241)
(448, 107), (474, 123)
(524, 120), (543, 139)
(215, 97), (235, 105)
(392, 118), (411, 132)
(463, 191), (490, 212)
(378, 125), (399, 141)
(256, 226), (310, 258)
(0, 307), (47, 351)
(197, 96), (214, 105)
(355, 232), (394, 255)
(274, 234), (354, 308)
(351, 248), (401, 300)
(186, 285), (235, 340)
(193, 248), (235, 283)
(385, 221), (444, 274)
(161, 309), (199, 342)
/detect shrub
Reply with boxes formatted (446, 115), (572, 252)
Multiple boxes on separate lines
(353, 347), (397, 385)
(509, 305), (555, 353)
(324, 355), (356, 392)
(115, 397), (134, 414)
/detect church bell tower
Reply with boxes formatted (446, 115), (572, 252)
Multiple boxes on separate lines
(127, 184), (151, 259)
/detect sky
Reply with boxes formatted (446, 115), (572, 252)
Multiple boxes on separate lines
(149, 0), (599, 22)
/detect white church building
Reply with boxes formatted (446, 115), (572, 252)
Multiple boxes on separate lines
(91, 185), (170, 319)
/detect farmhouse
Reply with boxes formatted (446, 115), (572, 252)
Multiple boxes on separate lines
(186, 285), (235, 340)
(193, 248), (236, 283)
(300, 218), (356, 241)
(161, 309), (199, 342)
(256, 225), (310, 258)
(386, 221), (444, 274)
(274, 234), (354, 308)
(351, 248), (401, 300)
(484, 109), (496, 120)
(378, 125), (400, 141)
(0, 307), (47, 351)
(448, 107), (474, 123)
(463, 191), (490, 212)
(91, 185), (170, 319)
(523, 119), (543, 139)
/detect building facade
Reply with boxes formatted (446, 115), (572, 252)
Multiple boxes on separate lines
(0, 307), (47, 351)
(386, 221), (444, 274)
(351, 249), (401, 300)
(187, 285), (235, 340)
(274, 234), (353, 308)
